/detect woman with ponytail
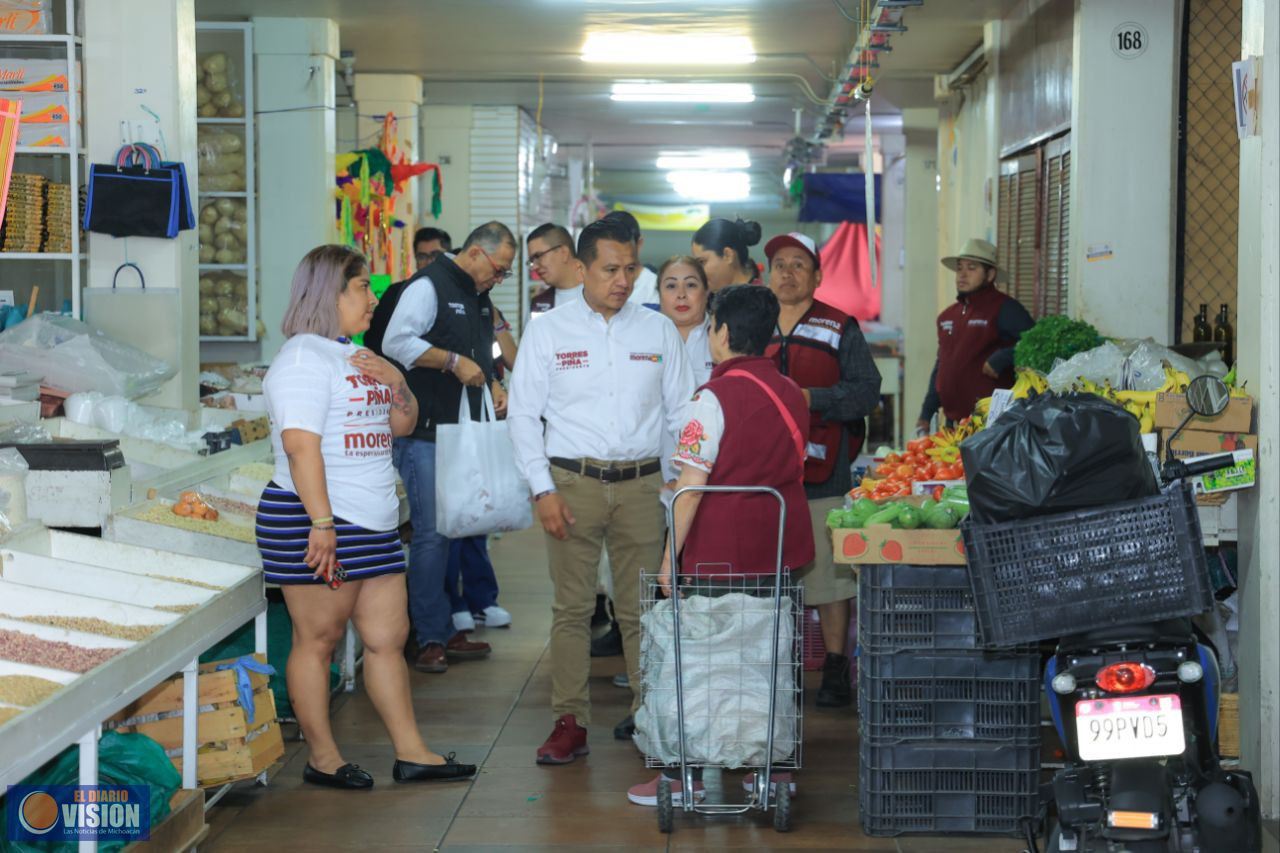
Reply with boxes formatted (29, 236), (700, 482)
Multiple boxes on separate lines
(692, 217), (762, 291)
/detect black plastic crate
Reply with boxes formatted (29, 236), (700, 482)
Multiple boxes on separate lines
(859, 742), (1040, 836)
(858, 563), (984, 653)
(962, 483), (1213, 647)
(859, 651), (1042, 745)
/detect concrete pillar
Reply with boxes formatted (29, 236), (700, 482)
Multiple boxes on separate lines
(252, 17), (338, 360)
(1236, 0), (1280, 823)
(354, 73), (421, 281)
(901, 108), (940, 428)
(419, 104), (475, 243)
(1068, 0), (1181, 339)
(83, 0), (199, 409)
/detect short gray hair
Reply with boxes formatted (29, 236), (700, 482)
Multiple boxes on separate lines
(281, 244), (367, 339)
(461, 221), (516, 253)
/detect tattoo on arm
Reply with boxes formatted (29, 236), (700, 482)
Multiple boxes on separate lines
(391, 381), (414, 416)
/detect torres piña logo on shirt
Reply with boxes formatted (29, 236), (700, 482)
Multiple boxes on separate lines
(343, 374), (393, 458)
(555, 350), (589, 371)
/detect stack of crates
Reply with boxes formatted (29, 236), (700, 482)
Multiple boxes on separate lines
(856, 563), (1041, 837)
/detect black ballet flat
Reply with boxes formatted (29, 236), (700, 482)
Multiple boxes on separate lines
(392, 753), (477, 783)
(303, 762), (373, 789)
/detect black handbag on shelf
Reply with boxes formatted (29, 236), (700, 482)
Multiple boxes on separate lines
(83, 143), (194, 238)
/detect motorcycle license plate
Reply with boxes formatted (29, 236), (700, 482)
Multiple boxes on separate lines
(1075, 695), (1185, 761)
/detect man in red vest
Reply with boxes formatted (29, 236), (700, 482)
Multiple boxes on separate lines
(765, 232), (882, 709)
(627, 283), (815, 807)
(916, 238), (1034, 431)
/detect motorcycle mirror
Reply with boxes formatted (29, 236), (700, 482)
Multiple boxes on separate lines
(1186, 375), (1230, 417)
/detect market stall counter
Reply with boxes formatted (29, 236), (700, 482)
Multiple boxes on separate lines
(0, 530), (266, 801)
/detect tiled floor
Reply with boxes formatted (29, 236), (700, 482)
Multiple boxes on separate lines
(203, 527), (1030, 852)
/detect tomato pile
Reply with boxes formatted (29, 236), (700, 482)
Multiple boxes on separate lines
(851, 435), (967, 501)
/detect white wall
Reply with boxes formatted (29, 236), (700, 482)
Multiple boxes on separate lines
(1068, 0), (1182, 339)
(419, 104), (473, 242)
(1236, 0), (1280, 822)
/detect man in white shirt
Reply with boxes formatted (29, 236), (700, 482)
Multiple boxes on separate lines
(509, 217), (696, 765)
(527, 222), (583, 318)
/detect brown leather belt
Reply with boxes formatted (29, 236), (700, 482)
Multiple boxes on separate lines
(549, 457), (661, 483)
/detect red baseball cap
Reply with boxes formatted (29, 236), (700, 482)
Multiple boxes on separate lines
(764, 232), (821, 270)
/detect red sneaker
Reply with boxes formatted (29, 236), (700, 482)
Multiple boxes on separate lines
(536, 715), (589, 765)
(627, 774), (706, 806)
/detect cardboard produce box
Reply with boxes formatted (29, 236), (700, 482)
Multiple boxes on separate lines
(832, 526), (966, 565)
(1154, 392), (1253, 433)
(1160, 429), (1258, 460)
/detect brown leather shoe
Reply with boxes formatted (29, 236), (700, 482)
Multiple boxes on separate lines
(445, 631), (491, 660)
(414, 643), (448, 673)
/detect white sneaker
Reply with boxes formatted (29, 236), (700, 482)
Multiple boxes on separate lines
(478, 605), (512, 628)
(612, 673), (630, 689)
(452, 611), (476, 632)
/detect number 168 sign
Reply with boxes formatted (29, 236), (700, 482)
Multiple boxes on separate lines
(1112, 21), (1149, 59)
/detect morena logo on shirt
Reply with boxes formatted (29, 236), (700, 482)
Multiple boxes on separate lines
(629, 352), (662, 363)
(555, 350), (589, 371)
(344, 431), (393, 452)
(967, 318), (990, 327)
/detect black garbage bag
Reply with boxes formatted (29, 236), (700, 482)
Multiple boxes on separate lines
(961, 392), (1158, 524)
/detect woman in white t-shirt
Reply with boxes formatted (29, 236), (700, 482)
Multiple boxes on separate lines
(658, 255), (714, 484)
(259, 244), (475, 790)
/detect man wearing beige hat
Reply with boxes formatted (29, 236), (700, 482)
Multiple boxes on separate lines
(916, 238), (1034, 433)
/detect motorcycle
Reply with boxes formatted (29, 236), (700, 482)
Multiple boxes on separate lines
(1034, 375), (1262, 853)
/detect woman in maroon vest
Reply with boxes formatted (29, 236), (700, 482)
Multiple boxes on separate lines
(626, 284), (815, 808)
(916, 238), (1034, 432)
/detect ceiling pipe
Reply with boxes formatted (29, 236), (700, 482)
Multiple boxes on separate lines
(809, 0), (920, 146)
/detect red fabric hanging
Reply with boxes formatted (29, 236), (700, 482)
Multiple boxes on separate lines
(815, 221), (881, 322)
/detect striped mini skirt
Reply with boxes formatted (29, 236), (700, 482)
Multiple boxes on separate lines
(255, 483), (406, 585)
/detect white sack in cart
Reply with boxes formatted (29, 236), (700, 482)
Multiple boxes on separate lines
(635, 593), (796, 769)
(434, 385), (532, 538)
(0, 314), (176, 399)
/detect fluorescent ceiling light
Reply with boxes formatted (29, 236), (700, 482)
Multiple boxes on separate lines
(610, 82), (754, 103)
(656, 150), (751, 170)
(583, 32), (756, 65)
(666, 170), (752, 201)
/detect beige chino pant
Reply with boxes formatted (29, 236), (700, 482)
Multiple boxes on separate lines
(545, 462), (664, 725)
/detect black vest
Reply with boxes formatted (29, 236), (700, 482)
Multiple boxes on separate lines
(369, 256), (494, 442)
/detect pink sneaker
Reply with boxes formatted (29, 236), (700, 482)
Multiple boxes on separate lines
(627, 774), (706, 807)
(742, 772), (797, 796)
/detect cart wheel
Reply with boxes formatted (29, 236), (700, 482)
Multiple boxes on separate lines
(773, 783), (792, 833)
(657, 777), (674, 834)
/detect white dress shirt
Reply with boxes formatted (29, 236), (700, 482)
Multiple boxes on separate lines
(509, 298), (696, 496)
(382, 272), (441, 368)
(627, 266), (660, 307)
(660, 320), (715, 481)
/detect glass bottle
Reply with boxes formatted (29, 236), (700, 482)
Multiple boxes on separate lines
(1192, 304), (1212, 342)
(1213, 304), (1234, 366)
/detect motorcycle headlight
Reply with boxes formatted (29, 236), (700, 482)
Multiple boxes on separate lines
(1052, 672), (1077, 695)
(1177, 661), (1204, 683)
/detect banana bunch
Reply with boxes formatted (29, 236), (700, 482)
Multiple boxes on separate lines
(1010, 368), (1049, 399)
(926, 444), (962, 464)
(974, 396), (992, 416)
(1160, 362), (1190, 394)
(1115, 389), (1157, 433)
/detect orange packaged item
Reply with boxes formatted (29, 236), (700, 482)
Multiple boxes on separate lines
(0, 1), (49, 34)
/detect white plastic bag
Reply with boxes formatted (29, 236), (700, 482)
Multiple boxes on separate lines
(0, 314), (175, 399)
(434, 386), (532, 538)
(634, 593), (797, 768)
(0, 448), (30, 539)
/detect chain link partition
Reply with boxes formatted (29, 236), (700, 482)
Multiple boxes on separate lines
(1179, 0), (1242, 343)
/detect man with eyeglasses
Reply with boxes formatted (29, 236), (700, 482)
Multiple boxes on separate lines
(527, 223), (583, 317)
(765, 232), (881, 711)
(372, 221), (518, 673)
(413, 226), (452, 270)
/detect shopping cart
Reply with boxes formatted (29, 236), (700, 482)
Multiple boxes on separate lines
(636, 485), (804, 834)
